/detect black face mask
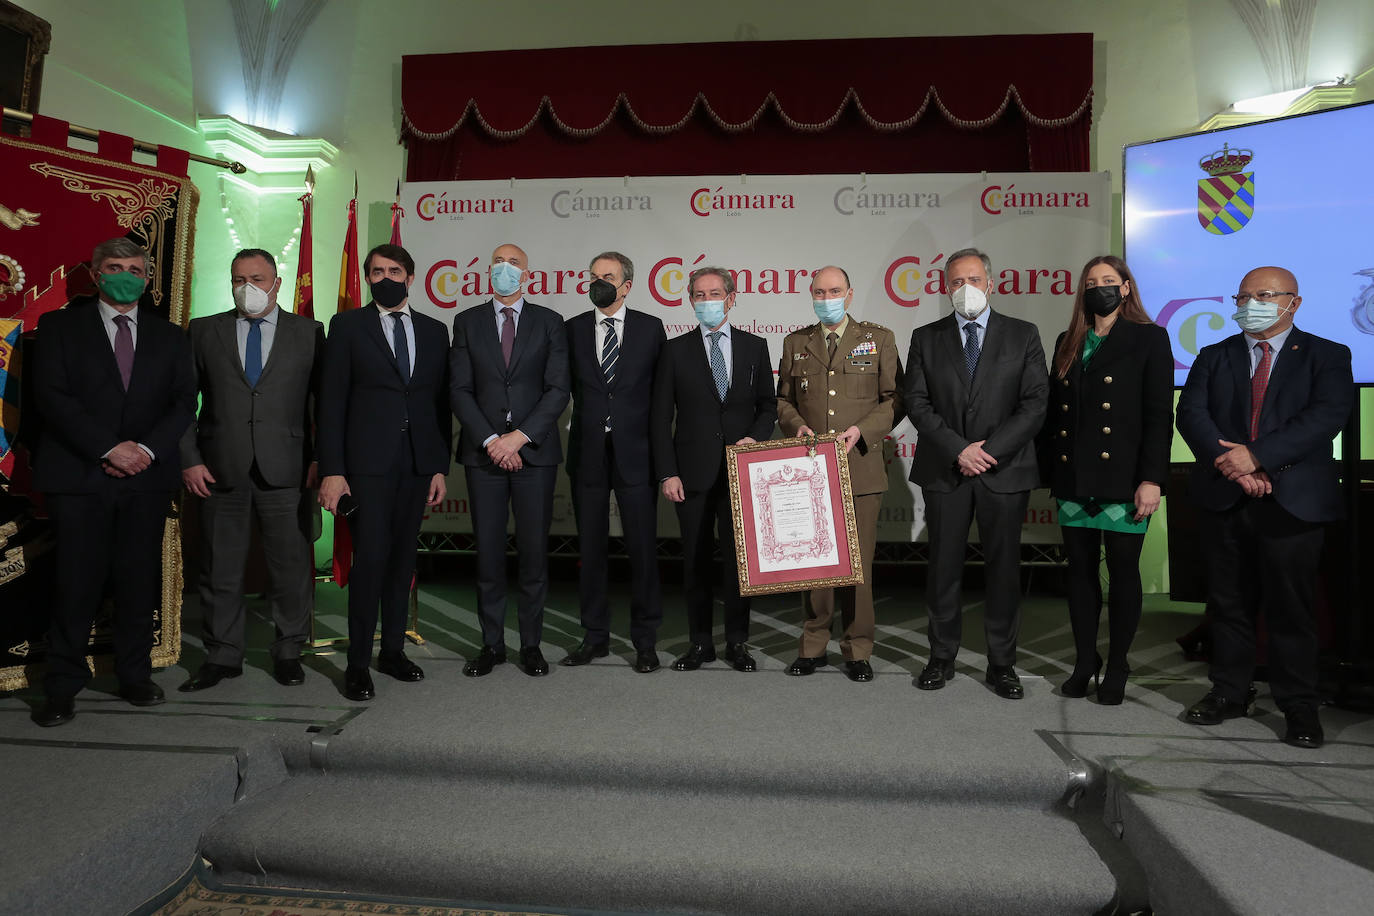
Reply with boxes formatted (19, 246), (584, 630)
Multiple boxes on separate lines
(1084, 285), (1121, 317)
(371, 277), (408, 309)
(588, 278), (620, 308)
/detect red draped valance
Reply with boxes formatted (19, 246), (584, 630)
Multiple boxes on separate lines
(401, 34), (1093, 180)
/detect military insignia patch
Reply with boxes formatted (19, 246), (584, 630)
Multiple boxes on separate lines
(850, 340), (877, 357)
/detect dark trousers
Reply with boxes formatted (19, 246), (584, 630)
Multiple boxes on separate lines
(924, 480), (1029, 666)
(197, 464), (312, 666)
(572, 436), (661, 649)
(346, 433), (429, 669)
(44, 488), (168, 698)
(1060, 525), (1146, 675)
(467, 461), (557, 651)
(676, 465), (749, 646)
(1201, 498), (1323, 711)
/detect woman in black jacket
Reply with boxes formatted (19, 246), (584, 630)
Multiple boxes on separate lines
(1043, 255), (1174, 704)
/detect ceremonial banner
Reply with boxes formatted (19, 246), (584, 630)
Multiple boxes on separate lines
(400, 172), (1110, 543)
(727, 436), (863, 596)
(0, 115), (197, 690)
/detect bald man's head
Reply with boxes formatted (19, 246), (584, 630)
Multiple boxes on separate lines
(1241, 266), (1298, 296)
(492, 243), (528, 267)
(1235, 265), (1302, 339)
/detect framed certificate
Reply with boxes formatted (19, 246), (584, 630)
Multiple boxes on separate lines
(726, 435), (863, 596)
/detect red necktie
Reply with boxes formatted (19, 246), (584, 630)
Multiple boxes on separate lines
(1249, 341), (1271, 440)
(113, 314), (134, 390)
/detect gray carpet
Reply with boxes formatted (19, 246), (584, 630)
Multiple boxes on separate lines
(1, 575), (1371, 914)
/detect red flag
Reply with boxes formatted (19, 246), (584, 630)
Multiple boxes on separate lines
(293, 192), (314, 319)
(389, 179), (403, 246)
(332, 187), (363, 586)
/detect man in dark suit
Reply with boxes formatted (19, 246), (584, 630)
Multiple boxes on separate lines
(30, 238), (195, 726)
(652, 266), (777, 672)
(179, 248), (324, 692)
(562, 251), (665, 673)
(450, 243), (570, 678)
(317, 244), (452, 702)
(904, 248), (1047, 699)
(1177, 265), (1353, 749)
(777, 265), (901, 683)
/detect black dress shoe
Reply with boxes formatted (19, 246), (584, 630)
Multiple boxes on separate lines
(785, 654), (829, 676)
(463, 645), (507, 677)
(178, 662), (243, 693)
(378, 652), (424, 682)
(560, 641), (610, 667)
(724, 642), (757, 672)
(1185, 689), (1252, 725)
(343, 665), (375, 701)
(844, 659), (874, 682)
(671, 644), (717, 671)
(118, 680), (166, 707)
(634, 648), (661, 673)
(32, 696), (75, 728)
(273, 657), (305, 686)
(1283, 705), (1324, 749)
(985, 664), (1024, 700)
(520, 646), (549, 677)
(916, 658), (956, 690)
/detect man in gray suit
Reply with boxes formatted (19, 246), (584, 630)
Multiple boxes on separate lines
(904, 248), (1048, 699)
(179, 248), (325, 691)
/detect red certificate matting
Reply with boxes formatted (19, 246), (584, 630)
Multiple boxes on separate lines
(726, 436), (863, 597)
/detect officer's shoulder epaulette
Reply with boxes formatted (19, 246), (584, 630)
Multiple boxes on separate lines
(859, 320), (891, 332)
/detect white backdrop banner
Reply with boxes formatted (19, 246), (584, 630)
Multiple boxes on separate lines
(398, 172), (1111, 542)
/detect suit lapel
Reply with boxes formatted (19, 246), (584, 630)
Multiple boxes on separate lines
(84, 303), (124, 393)
(507, 304), (536, 375)
(1228, 333), (1254, 431)
(688, 329), (719, 403)
(214, 311), (250, 387)
(1257, 327), (1304, 432)
(942, 316), (969, 391)
(968, 312), (1002, 400)
(584, 313), (608, 393)
(365, 305), (405, 383)
(805, 323), (829, 366)
(727, 330), (750, 402)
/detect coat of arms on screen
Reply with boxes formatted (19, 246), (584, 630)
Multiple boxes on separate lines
(1197, 143), (1254, 235)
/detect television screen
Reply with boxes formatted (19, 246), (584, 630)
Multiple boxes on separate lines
(1123, 100), (1374, 385)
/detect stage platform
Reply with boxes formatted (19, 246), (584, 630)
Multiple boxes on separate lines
(2, 566), (1372, 915)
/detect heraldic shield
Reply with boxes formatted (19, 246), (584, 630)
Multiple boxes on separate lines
(1197, 143), (1255, 235)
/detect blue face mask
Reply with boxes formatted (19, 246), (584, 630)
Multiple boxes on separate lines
(813, 296), (846, 325)
(693, 299), (727, 329)
(1232, 298), (1289, 333)
(491, 261), (524, 297)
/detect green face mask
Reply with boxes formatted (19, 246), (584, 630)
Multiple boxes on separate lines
(97, 270), (146, 305)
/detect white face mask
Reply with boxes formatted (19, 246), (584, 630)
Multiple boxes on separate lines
(1232, 298), (1290, 334)
(233, 280), (274, 318)
(951, 283), (988, 319)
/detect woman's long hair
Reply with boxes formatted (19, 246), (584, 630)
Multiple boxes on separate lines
(1052, 255), (1153, 379)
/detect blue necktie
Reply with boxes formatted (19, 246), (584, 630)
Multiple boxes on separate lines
(391, 312), (410, 385)
(245, 318), (264, 387)
(709, 331), (727, 401)
(964, 323), (981, 381)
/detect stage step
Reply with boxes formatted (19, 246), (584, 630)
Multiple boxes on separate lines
(200, 770), (1117, 915)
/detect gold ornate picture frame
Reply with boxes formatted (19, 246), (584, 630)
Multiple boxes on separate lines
(726, 435), (864, 596)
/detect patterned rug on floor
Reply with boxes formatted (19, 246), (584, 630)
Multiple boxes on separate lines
(144, 866), (600, 916)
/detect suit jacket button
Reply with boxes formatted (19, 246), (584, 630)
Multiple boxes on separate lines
(1061, 378), (1069, 386)
(1059, 429), (1068, 437)
(1100, 451), (1110, 460)
(828, 369), (835, 376)
(1060, 454), (1068, 462)
(1101, 402), (1111, 410)
(1060, 403), (1069, 412)
(828, 428), (835, 434)
(1104, 376), (1113, 384)
(828, 409), (835, 415)
(1102, 426), (1111, 435)
(252, 391), (260, 397)
(715, 433), (722, 439)
(828, 389), (836, 396)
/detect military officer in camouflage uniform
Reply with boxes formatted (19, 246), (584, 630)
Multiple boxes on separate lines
(776, 265), (902, 682)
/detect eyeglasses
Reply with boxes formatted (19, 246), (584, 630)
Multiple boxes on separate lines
(1231, 291), (1295, 305)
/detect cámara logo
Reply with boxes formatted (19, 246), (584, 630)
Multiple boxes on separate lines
(417, 192), (514, 221)
(1196, 143), (1254, 235)
(551, 189), (653, 219)
(690, 186), (795, 218)
(980, 184), (1090, 216)
(834, 185), (940, 216)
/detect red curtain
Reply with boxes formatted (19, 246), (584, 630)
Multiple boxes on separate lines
(401, 35), (1093, 181)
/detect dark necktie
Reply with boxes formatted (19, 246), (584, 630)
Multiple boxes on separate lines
(113, 314), (134, 390)
(391, 312), (410, 385)
(827, 331), (838, 363)
(1250, 341), (1272, 440)
(244, 317), (264, 387)
(709, 330), (727, 401)
(964, 323), (981, 381)
(500, 306), (516, 367)
(601, 317), (619, 385)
